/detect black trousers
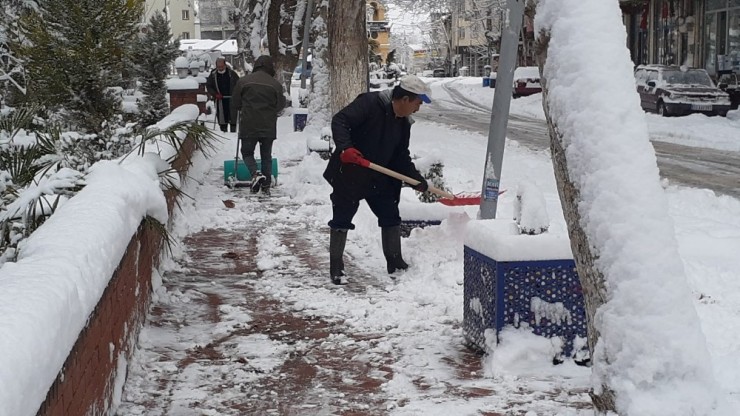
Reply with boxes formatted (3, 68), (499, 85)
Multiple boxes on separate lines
(240, 137), (274, 186)
(328, 164), (401, 230)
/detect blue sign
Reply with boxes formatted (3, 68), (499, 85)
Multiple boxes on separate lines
(484, 178), (500, 200)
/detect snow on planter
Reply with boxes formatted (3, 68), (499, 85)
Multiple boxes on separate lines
(462, 218), (588, 361)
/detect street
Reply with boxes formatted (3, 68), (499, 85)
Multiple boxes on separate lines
(415, 82), (740, 199)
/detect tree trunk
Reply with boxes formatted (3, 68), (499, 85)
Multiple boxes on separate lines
(267, 0), (300, 93)
(232, 0), (256, 74)
(306, 0), (330, 128)
(534, 29), (617, 414)
(327, 0), (367, 115)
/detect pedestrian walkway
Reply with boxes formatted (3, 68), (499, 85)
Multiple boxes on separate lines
(115, 133), (592, 415)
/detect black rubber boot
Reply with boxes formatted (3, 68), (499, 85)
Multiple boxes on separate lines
(329, 229), (348, 284)
(382, 226), (408, 275)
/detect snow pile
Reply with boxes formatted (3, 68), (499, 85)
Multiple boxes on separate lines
(513, 180), (549, 235)
(165, 77), (199, 91)
(465, 219), (572, 262)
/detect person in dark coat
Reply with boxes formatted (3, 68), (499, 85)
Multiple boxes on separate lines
(323, 75), (431, 285)
(231, 55), (286, 195)
(205, 57), (240, 133)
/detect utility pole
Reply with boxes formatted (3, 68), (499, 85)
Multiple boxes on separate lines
(478, 0), (524, 219)
(300, 0), (315, 89)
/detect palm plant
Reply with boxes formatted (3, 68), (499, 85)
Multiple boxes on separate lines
(0, 108), (219, 264)
(0, 106), (80, 262)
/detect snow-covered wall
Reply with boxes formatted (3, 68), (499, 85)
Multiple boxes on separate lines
(0, 108), (200, 416)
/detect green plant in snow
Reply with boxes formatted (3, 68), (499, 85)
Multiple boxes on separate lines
(416, 160), (451, 203)
(0, 106), (83, 263)
(132, 11), (181, 127)
(0, 110), (217, 264)
(16, 0), (144, 133)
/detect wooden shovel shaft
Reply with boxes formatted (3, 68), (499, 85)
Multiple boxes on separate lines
(367, 162), (455, 199)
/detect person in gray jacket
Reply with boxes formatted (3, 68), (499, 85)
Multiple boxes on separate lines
(231, 55), (286, 195)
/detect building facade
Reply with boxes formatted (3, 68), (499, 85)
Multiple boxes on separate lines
(197, 0), (237, 40)
(367, 1), (392, 63)
(450, 0), (501, 77)
(621, 0), (740, 76)
(143, 0), (198, 40)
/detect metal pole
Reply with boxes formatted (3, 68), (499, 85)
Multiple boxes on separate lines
(479, 0), (524, 219)
(300, 0), (315, 89)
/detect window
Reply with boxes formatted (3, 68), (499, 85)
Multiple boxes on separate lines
(459, 27), (466, 39)
(182, 10), (190, 20)
(707, 0), (727, 11)
(181, 32), (190, 39)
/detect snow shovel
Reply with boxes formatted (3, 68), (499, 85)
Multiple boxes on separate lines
(437, 190), (506, 206)
(369, 163), (455, 199)
(343, 152), (455, 200)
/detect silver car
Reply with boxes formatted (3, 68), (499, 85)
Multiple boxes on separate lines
(634, 65), (731, 117)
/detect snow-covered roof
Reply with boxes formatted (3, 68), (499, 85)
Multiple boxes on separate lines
(179, 39), (238, 55)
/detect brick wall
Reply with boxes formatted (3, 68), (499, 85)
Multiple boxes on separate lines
(169, 81), (208, 114)
(35, 137), (196, 416)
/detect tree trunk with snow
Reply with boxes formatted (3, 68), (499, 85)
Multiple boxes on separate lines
(267, 0), (300, 93)
(306, 0), (330, 128)
(534, 26), (617, 415)
(231, 0), (256, 74)
(327, 0), (367, 115)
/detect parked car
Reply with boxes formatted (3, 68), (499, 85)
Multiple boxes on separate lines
(634, 65), (731, 117)
(717, 73), (740, 110)
(512, 66), (542, 98)
(433, 68), (447, 77)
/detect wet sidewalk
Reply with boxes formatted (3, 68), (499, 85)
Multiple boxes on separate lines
(115, 154), (591, 416)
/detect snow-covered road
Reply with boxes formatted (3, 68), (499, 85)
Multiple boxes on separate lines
(416, 78), (740, 199)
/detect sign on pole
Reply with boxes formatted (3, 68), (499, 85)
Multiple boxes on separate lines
(479, 0), (525, 219)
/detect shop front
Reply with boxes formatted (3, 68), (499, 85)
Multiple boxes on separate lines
(622, 1), (740, 77)
(622, 0), (702, 67)
(703, 0), (740, 75)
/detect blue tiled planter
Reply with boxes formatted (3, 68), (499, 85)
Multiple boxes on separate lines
(293, 112), (308, 132)
(463, 245), (587, 358)
(399, 219), (442, 237)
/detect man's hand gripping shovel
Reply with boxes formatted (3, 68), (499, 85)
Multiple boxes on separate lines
(340, 148), (456, 200)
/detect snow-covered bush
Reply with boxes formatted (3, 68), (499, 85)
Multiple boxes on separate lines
(0, 105), (218, 265)
(412, 156), (451, 203)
